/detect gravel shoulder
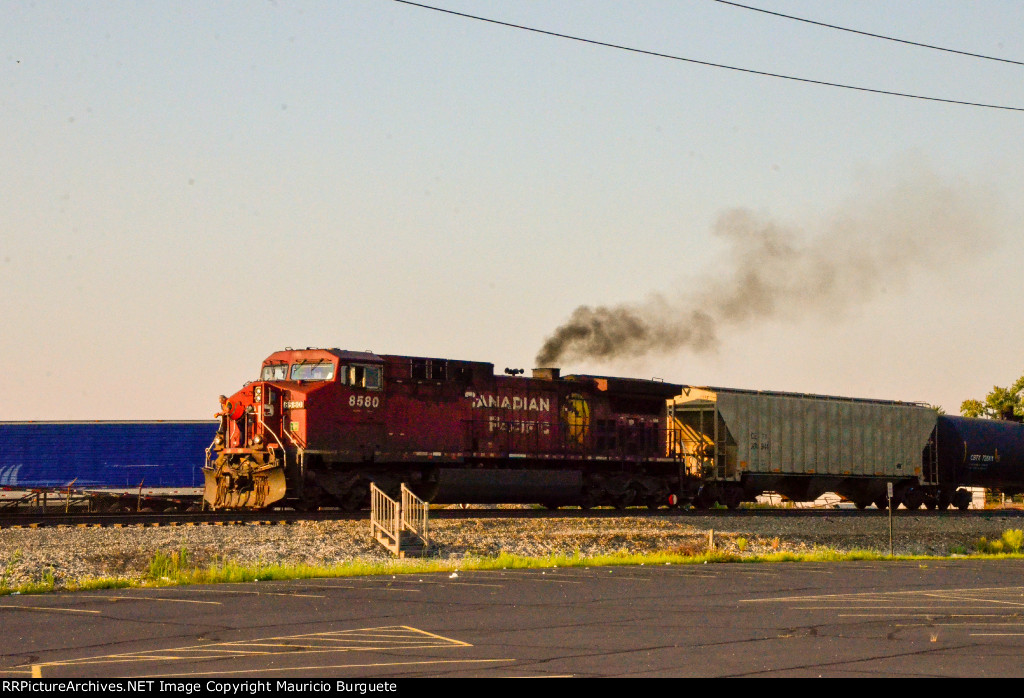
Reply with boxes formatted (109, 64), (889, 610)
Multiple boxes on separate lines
(2, 512), (1022, 591)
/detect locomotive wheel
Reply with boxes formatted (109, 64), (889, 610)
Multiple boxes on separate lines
(340, 481), (369, 512)
(613, 488), (637, 510)
(579, 487), (600, 510)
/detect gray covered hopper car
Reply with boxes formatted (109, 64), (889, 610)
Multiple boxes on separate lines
(667, 388), (940, 509)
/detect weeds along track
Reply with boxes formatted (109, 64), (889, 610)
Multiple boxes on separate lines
(3, 505), (1023, 529)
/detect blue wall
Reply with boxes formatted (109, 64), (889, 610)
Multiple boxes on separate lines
(0, 421), (218, 489)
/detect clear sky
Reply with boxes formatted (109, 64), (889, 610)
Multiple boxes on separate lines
(3, 0), (1023, 420)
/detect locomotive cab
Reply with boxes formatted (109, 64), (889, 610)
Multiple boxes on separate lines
(205, 348), (385, 509)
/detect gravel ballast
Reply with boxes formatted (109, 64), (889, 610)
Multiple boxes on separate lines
(1, 512), (1022, 590)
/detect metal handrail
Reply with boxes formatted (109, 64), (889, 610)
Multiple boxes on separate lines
(369, 483), (400, 553)
(400, 484), (429, 547)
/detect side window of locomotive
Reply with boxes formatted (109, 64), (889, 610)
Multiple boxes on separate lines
(290, 362), (336, 381)
(411, 359), (446, 380)
(364, 366), (382, 389)
(261, 364), (288, 381)
(344, 365), (383, 389)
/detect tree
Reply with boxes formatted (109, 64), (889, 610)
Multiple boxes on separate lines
(960, 373), (1024, 420)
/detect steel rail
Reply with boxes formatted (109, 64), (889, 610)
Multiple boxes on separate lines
(2, 504), (1021, 528)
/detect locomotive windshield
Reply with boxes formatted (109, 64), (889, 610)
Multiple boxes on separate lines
(260, 364), (288, 381)
(291, 361), (336, 381)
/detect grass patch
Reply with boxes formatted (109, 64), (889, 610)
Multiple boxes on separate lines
(8, 528), (1024, 597)
(0, 548), (966, 596)
(975, 529), (1024, 555)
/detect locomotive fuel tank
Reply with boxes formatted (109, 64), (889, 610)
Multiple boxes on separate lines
(937, 416), (1024, 494)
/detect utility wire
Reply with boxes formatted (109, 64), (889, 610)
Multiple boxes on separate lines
(392, 0), (1024, 112)
(714, 0), (1024, 67)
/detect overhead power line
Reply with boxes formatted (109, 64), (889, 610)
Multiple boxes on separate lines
(392, 0), (1024, 112)
(713, 0), (1024, 67)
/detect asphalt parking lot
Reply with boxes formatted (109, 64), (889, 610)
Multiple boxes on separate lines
(3, 559), (1024, 677)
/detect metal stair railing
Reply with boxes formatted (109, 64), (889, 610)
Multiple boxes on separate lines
(369, 483), (401, 556)
(401, 483), (429, 549)
(369, 483), (431, 557)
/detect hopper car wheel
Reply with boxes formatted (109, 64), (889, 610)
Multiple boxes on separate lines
(693, 489), (715, 510)
(937, 491), (952, 511)
(953, 488), (972, 511)
(853, 500), (871, 510)
(902, 489), (924, 510)
(874, 497), (888, 511)
(722, 486), (743, 510)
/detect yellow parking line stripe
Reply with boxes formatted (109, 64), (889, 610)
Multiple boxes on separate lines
(103, 596), (222, 605)
(788, 603), (1024, 609)
(0, 605), (100, 614)
(26, 625), (472, 672)
(742, 586), (1024, 603)
(446, 582), (504, 587)
(923, 593), (1024, 607)
(139, 589), (325, 598)
(146, 658), (515, 678)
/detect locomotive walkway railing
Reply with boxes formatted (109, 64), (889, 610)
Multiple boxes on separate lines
(369, 483), (430, 558)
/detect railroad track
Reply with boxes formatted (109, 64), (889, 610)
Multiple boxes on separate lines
(3, 505), (1023, 528)
(0, 509), (362, 528)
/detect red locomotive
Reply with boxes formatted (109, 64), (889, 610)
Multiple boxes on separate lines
(204, 348), (694, 510)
